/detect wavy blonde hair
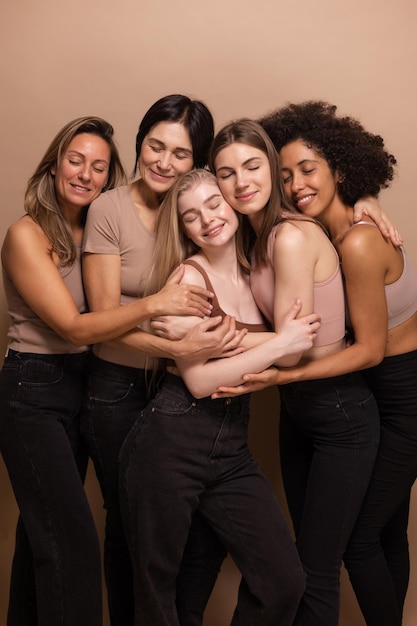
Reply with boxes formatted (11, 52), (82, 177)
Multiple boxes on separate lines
(25, 116), (126, 265)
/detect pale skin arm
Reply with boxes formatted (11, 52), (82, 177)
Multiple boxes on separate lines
(176, 299), (319, 398)
(270, 223), (317, 367)
(353, 196), (402, 245)
(171, 263), (318, 398)
(1, 218), (215, 348)
(151, 312), (275, 350)
(214, 226), (388, 396)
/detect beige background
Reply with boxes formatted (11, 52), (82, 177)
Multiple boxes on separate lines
(1, 0), (417, 624)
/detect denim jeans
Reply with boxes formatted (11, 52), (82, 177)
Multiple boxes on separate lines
(81, 356), (226, 626)
(279, 372), (380, 626)
(0, 349), (102, 626)
(344, 350), (417, 626)
(119, 373), (306, 626)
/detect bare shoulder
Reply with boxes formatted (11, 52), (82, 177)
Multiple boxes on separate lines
(339, 221), (386, 259)
(274, 219), (322, 253)
(181, 262), (207, 289)
(2, 216), (52, 271)
(5, 215), (48, 247)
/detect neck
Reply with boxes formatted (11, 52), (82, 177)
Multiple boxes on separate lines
(132, 178), (162, 210)
(197, 239), (241, 279)
(60, 205), (85, 243)
(316, 200), (353, 243)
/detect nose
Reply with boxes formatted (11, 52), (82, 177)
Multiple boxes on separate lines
(157, 150), (172, 170)
(290, 172), (304, 194)
(201, 209), (214, 226)
(235, 170), (249, 189)
(78, 163), (91, 181)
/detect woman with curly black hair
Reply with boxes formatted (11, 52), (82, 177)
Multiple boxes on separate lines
(250, 101), (417, 626)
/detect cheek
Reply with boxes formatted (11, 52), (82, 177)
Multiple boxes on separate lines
(175, 159), (194, 175)
(217, 180), (233, 202)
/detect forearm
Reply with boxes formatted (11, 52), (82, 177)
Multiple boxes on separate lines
(178, 333), (289, 398)
(105, 327), (183, 359)
(279, 342), (384, 384)
(64, 299), (162, 347)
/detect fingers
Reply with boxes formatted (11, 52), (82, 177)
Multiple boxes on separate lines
(166, 264), (185, 284)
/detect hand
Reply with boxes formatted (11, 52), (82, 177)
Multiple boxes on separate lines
(276, 299), (321, 355)
(150, 314), (194, 340)
(353, 196), (403, 246)
(177, 315), (248, 361)
(150, 265), (214, 318)
(211, 367), (280, 398)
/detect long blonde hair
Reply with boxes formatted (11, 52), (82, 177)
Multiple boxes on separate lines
(146, 169), (250, 296)
(25, 116), (126, 265)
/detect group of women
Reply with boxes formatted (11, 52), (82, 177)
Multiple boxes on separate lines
(0, 92), (415, 626)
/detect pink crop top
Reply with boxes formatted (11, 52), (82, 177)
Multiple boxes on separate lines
(340, 222), (417, 329)
(250, 224), (346, 347)
(183, 259), (268, 332)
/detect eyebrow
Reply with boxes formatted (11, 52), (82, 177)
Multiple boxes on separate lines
(66, 150), (110, 165)
(148, 137), (193, 155)
(180, 193), (221, 217)
(216, 156), (262, 172)
(282, 158), (319, 169)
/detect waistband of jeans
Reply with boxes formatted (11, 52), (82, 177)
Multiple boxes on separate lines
(160, 371), (250, 409)
(6, 348), (89, 365)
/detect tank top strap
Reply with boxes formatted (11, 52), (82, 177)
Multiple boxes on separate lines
(338, 220), (378, 244)
(182, 259), (221, 312)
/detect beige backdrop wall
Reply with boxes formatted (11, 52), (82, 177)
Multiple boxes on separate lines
(1, 0), (416, 624)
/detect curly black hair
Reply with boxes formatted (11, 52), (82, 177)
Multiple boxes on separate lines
(258, 101), (397, 206)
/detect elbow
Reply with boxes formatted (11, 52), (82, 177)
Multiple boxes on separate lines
(276, 352), (303, 368)
(361, 345), (385, 369)
(186, 383), (210, 399)
(60, 329), (89, 348)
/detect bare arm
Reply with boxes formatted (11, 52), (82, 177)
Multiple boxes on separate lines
(271, 222), (317, 367)
(1, 219), (212, 348)
(216, 225), (389, 392)
(176, 299), (319, 398)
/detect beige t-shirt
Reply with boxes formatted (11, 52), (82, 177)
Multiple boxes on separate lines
(83, 185), (156, 368)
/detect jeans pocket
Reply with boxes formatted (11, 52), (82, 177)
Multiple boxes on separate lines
(19, 358), (63, 387)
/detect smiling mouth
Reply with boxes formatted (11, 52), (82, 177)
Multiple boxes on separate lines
(204, 224), (224, 237)
(296, 194), (315, 206)
(71, 184), (91, 192)
(236, 191), (257, 202)
(150, 169), (174, 180)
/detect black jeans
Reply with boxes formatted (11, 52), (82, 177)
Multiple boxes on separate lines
(82, 356), (226, 626)
(279, 372), (380, 626)
(0, 349), (102, 626)
(345, 350), (417, 626)
(119, 373), (306, 626)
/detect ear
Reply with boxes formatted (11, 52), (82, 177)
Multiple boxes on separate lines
(50, 163), (56, 176)
(336, 170), (345, 184)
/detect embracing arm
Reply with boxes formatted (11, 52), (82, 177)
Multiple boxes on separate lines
(176, 300), (319, 398)
(231, 227), (388, 387)
(353, 196), (402, 246)
(1, 220), (212, 348)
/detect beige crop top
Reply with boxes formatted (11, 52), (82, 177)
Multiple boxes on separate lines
(3, 245), (88, 354)
(250, 224), (346, 347)
(340, 222), (417, 329)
